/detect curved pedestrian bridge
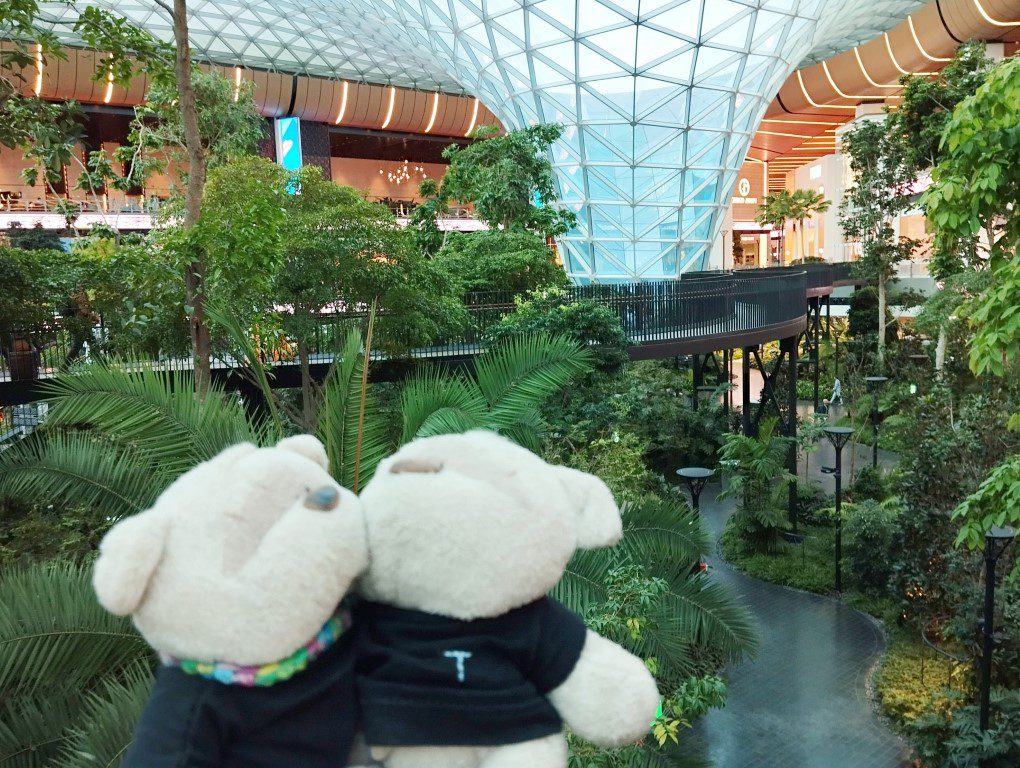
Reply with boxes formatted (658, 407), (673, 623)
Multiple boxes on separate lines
(0, 263), (858, 406)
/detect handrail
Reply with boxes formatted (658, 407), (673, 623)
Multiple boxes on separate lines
(0, 264), (851, 384)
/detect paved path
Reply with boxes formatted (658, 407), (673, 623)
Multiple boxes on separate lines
(686, 424), (907, 768)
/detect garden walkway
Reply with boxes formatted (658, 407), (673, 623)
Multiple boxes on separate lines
(687, 435), (907, 768)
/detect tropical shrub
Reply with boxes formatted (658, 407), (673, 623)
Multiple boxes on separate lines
(0, 562), (153, 768)
(718, 418), (794, 553)
(485, 288), (630, 372)
(906, 688), (1020, 768)
(848, 466), (889, 503)
(433, 230), (567, 295)
(844, 499), (900, 591)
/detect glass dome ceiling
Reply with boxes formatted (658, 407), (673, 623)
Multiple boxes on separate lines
(41, 0), (925, 279)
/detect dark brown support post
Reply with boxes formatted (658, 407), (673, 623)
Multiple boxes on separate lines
(783, 334), (799, 532)
(741, 346), (752, 435)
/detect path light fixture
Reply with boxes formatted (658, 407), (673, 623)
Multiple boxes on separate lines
(864, 376), (888, 469)
(979, 526), (1016, 732)
(676, 467), (714, 515)
(821, 426), (854, 594)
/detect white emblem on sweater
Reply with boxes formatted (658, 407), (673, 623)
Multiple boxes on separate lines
(443, 650), (473, 682)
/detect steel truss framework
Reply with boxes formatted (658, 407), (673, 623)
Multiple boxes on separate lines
(41, 0), (924, 281)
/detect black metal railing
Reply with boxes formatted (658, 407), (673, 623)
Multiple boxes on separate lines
(0, 264), (839, 383)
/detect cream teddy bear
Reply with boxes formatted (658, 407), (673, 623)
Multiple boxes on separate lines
(93, 435), (368, 768)
(354, 429), (660, 768)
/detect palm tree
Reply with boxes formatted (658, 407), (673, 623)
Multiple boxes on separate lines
(790, 189), (831, 261)
(756, 190), (795, 265)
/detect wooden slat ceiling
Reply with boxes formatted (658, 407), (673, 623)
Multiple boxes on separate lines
(752, 0), (1020, 191)
(0, 42), (498, 139)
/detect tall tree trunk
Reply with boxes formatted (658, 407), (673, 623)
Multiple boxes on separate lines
(935, 324), (947, 377)
(877, 273), (886, 371)
(173, 0), (210, 395)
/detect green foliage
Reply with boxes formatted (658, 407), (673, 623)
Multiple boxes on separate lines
(544, 431), (664, 500)
(315, 328), (391, 493)
(873, 638), (969, 727)
(0, 562), (152, 768)
(94, 68), (265, 195)
(847, 286), (896, 342)
(844, 499), (900, 591)
(433, 230), (567, 295)
(923, 56), (1020, 263)
(0, 246), (67, 332)
(400, 332), (593, 452)
(717, 419), (794, 553)
(434, 124), (577, 237)
(485, 288), (630, 372)
(0, 365), (268, 521)
(952, 454), (1020, 571)
(720, 522), (836, 594)
(965, 255), (1020, 378)
(906, 688), (1020, 768)
(848, 465), (889, 503)
(4, 223), (63, 251)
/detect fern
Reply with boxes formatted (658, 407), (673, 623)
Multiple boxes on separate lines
(0, 686), (84, 768)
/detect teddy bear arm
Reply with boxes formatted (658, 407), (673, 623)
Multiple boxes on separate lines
(546, 630), (660, 747)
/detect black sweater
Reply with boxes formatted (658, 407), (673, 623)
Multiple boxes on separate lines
(356, 597), (587, 747)
(122, 630), (358, 768)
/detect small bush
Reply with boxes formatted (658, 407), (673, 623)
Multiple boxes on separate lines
(844, 499), (900, 591)
(848, 465), (888, 502)
(873, 638), (969, 726)
(905, 688), (1019, 768)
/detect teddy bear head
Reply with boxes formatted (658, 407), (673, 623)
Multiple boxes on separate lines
(358, 430), (621, 620)
(93, 435), (367, 666)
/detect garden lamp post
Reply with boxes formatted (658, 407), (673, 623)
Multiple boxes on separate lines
(676, 467), (714, 515)
(979, 526), (1016, 732)
(821, 426), (854, 594)
(864, 376), (888, 469)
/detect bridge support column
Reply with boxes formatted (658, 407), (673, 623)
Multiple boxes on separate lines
(741, 346), (753, 436)
(782, 334), (799, 533)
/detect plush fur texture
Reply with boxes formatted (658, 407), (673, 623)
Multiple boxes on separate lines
(359, 430), (621, 620)
(93, 436), (367, 666)
(548, 630), (661, 746)
(358, 430), (659, 767)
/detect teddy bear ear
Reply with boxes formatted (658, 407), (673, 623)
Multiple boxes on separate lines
(276, 435), (329, 471)
(93, 509), (169, 616)
(550, 465), (623, 549)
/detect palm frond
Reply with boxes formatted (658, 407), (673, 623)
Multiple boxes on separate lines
(550, 548), (614, 615)
(398, 371), (488, 444)
(39, 365), (263, 474)
(316, 329), (390, 490)
(0, 432), (169, 520)
(205, 300), (285, 438)
(56, 661), (153, 768)
(0, 685), (84, 768)
(656, 577), (758, 663)
(619, 497), (710, 572)
(496, 408), (546, 453)
(475, 333), (593, 428)
(0, 562), (151, 697)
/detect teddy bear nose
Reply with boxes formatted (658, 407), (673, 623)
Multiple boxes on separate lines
(303, 486), (341, 511)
